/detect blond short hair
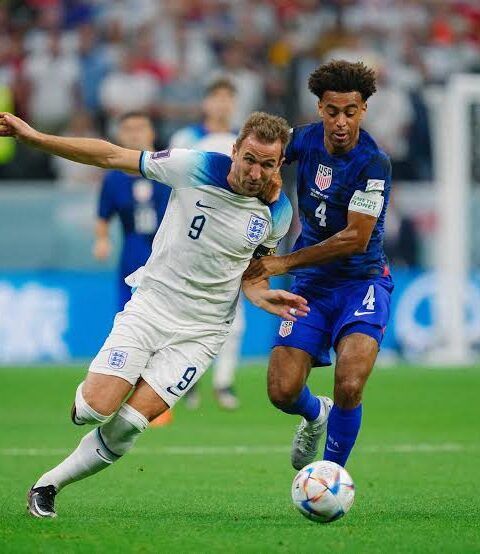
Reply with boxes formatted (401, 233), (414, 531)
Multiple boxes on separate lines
(236, 112), (290, 156)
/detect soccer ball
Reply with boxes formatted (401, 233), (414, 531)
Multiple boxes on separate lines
(291, 460), (355, 523)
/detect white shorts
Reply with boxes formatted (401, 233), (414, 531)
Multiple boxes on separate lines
(89, 289), (231, 407)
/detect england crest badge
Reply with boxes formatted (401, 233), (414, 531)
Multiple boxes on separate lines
(247, 215), (268, 243)
(315, 164), (332, 191)
(279, 320), (293, 337)
(108, 349), (128, 369)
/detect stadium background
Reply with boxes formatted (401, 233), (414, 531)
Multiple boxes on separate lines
(1, 0), (479, 365)
(1, 2), (480, 552)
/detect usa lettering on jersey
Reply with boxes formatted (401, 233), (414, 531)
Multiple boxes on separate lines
(315, 164), (333, 191)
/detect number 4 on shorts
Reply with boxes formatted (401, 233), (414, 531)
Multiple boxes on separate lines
(363, 285), (375, 311)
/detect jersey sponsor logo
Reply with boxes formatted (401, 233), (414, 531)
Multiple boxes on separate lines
(195, 200), (216, 209)
(315, 164), (333, 191)
(366, 179), (385, 192)
(246, 215), (268, 243)
(107, 349), (128, 369)
(151, 149), (171, 160)
(279, 320), (293, 337)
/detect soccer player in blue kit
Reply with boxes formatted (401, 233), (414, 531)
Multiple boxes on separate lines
(94, 112), (171, 311)
(244, 60), (393, 470)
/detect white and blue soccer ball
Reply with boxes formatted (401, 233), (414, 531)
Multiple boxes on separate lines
(291, 460), (355, 523)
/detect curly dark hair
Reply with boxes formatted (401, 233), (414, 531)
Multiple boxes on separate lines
(308, 60), (377, 101)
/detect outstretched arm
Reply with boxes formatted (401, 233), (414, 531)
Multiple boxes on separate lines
(242, 277), (309, 322)
(243, 210), (377, 283)
(0, 112), (141, 173)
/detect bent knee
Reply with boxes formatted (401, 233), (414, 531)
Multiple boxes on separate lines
(268, 382), (302, 410)
(74, 382), (118, 425)
(82, 392), (117, 418)
(334, 378), (363, 406)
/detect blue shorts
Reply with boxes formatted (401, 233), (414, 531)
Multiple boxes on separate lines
(272, 276), (394, 367)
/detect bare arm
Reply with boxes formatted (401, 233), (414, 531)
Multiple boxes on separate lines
(93, 218), (112, 260)
(0, 112), (141, 173)
(241, 278), (309, 322)
(243, 210), (377, 283)
(284, 210), (376, 269)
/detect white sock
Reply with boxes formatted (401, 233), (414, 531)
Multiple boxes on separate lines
(35, 404), (148, 491)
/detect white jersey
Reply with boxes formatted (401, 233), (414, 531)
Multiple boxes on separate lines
(126, 148), (293, 327)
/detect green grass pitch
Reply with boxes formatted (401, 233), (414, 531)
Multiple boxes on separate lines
(0, 364), (479, 553)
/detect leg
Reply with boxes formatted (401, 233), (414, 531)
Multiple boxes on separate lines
(268, 295), (333, 418)
(268, 346), (332, 470)
(127, 379), (170, 421)
(72, 372), (133, 425)
(28, 379), (163, 518)
(323, 332), (379, 467)
(268, 346), (313, 413)
(28, 301), (155, 517)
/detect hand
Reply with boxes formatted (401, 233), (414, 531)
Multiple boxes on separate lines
(93, 238), (111, 260)
(254, 289), (309, 322)
(0, 112), (39, 144)
(243, 256), (289, 284)
(260, 171), (282, 204)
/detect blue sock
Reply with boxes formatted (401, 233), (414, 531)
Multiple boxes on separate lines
(323, 404), (362, 467)
(279, 386), (320, 421)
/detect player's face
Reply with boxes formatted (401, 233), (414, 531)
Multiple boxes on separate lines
(319, 91), (367, 154)
(117, 117), (155, 150)
(203, 88), (236, 122)
(229, 135), (283, 197)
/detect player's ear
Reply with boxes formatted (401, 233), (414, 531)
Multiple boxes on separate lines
(276, 156), (285, 171)
(231, 143), (237, 161)
(317, 100), (323, 119)
(360, 102), (368, 120)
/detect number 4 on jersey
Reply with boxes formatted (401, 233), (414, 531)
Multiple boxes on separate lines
(315, 201), (327, 227)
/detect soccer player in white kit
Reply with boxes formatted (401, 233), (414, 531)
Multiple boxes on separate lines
(169, 77), (243, 410)
(0, 110), (309, 518)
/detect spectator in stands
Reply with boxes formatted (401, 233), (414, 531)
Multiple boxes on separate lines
(24, 31), (80, 133)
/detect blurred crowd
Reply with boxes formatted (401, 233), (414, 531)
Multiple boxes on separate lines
(0, 0), (479, 186)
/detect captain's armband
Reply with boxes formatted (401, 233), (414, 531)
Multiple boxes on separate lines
(348, 190), (384, 218)
(253, 245), (277, 259)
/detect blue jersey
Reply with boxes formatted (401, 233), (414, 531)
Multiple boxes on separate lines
(98, 171), (171, 277)
(286, 123), (392, 284)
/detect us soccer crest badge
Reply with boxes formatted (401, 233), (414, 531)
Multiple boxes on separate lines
(247, 215), (268, 243)
(315, 164), (332, 191)
(279, 320), (293, 337)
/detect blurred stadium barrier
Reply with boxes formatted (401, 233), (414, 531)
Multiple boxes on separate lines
(1, 171), (479, 365)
